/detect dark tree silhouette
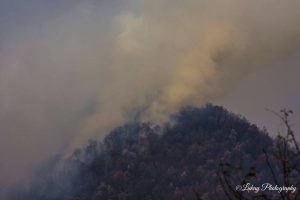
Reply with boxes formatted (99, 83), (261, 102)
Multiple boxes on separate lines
(218, 109), (300, 200)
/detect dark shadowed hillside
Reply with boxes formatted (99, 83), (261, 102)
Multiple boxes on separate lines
(8, 105), (276, 200)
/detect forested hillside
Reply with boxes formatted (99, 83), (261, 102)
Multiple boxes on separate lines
(8, 105), (278, 200)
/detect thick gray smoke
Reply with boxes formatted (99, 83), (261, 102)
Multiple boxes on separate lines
(0, 0), (300, 189)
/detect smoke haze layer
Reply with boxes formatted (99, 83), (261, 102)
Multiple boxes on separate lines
(0, 0), (300, 189)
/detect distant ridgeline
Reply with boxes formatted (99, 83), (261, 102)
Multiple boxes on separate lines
(9, 105), (275, 200)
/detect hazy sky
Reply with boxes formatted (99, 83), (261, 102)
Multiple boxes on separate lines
(216, 49), (300, 138)
(0, 0), (299, 190)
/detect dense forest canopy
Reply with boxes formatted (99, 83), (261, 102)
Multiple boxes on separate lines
(8, 105), (288, 200)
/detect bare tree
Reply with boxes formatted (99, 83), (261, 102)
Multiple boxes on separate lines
(218, 109), (300, 200)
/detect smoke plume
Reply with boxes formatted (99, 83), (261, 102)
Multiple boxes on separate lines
(0, 0), (300, 190)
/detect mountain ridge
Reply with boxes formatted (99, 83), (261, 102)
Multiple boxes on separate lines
(8, 104), (274, 200)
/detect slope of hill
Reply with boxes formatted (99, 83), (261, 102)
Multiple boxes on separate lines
(8, 105), (274, 200)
